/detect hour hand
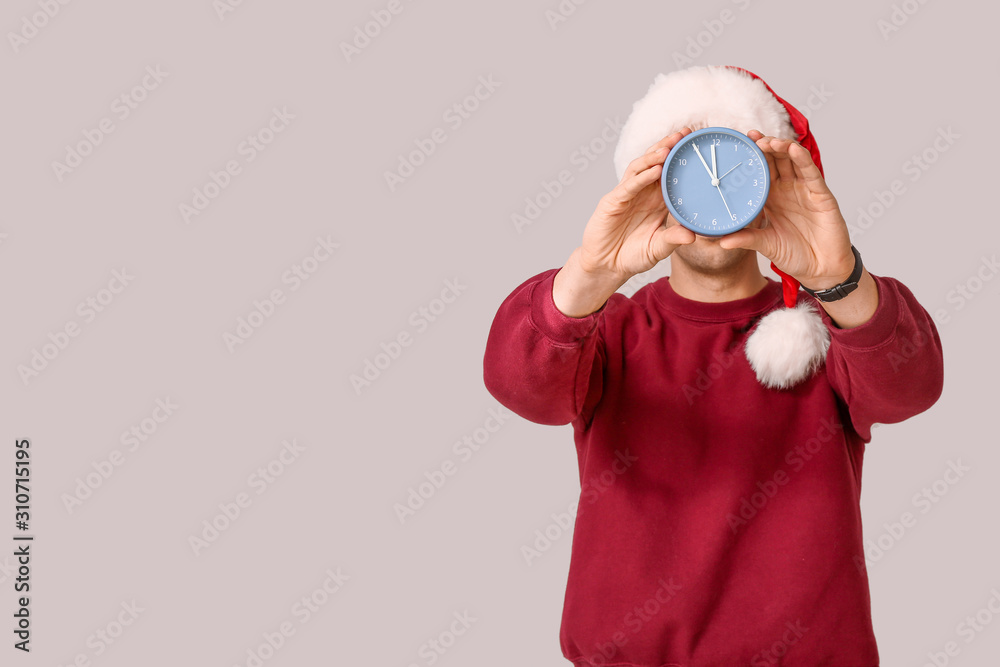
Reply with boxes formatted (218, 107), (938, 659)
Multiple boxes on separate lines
(692, 144), (719, 185)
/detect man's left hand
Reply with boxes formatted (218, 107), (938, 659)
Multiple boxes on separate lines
(718, 130), (854, 292)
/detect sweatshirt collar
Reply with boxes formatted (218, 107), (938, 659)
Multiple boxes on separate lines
(651, 275), (784, 322)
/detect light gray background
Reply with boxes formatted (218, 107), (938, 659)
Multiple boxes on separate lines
(2, 0), (997, 665)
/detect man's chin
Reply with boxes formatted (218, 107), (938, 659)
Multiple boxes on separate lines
(674, 236), (750, 273)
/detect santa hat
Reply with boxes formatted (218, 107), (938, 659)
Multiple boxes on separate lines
(613, 65), (830, 390)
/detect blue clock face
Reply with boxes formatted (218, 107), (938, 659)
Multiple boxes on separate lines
(661, 127), (770, 237)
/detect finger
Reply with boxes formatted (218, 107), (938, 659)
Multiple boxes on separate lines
(621, 132), (683, 184)
(746, 129), (765, 142)
(647, 126), (693, 152)
(650, 219), (697, 259)
(786, 142), (827, 194)
(612, 160), (663, 203)
(757, 142), (779, 183)
(622, 145), (669, 183)
(717, 225), (777, 260)
(761, 137), (795, 182)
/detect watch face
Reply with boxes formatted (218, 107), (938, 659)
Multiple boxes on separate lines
(661, 127), (770, 237)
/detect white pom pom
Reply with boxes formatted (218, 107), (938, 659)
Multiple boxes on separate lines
(744, 299), (830, 390)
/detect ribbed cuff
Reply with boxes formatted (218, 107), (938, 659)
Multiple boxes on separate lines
(528, 268), (607, 345)
(824, 273), (901, 349)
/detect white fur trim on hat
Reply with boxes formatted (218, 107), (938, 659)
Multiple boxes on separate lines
(613, 65), (797, 182)
(744, 298), (831, 390)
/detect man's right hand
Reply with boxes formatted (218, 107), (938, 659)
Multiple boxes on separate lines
(552, 128), (698, 318)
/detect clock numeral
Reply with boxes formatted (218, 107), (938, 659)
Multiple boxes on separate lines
(672, 178), (678, 184)
(748, 159), (754, 165)
(712, 218), (717, 225)
(734, 143), (738, 151)
(679, 158), (687, 165)
(676, 198), (683, 205)
(747, 200), (753, 206)
(731, 214), (737, 221)
(692, 212), (698, 221)
(753, 179), (758, 186)
(712, 139), (721, 145)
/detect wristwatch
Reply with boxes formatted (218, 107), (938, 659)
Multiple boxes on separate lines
(800, 245), (863, 302)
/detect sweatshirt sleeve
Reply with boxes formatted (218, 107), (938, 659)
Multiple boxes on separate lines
(818, 272), (944, 442)
(483, 268), (608, 426)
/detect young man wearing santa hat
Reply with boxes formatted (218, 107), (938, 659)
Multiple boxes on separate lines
(483, 65), (943, 666)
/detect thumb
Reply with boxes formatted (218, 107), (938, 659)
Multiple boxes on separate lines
(718, 226), (776, 258)
(650, 222), (696, 261)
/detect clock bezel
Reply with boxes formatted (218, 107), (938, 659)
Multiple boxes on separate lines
(660, 126), (771, 238)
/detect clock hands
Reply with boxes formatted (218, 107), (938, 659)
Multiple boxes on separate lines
(716, 185), (736, 222)
(692, 144), (719, 185)
(694, 140), (737, 222)
(709, 141), (738, 221)
(718, 162), (742, 180)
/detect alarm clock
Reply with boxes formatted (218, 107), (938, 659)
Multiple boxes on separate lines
(660, 127), (770, 237)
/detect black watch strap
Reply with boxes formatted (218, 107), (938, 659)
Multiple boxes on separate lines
(801, 245), (863, 302)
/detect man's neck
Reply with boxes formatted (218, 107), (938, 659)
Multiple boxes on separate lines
(668, 253), (769, 303)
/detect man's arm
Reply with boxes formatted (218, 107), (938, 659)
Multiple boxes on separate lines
(483, 266), (608, 426)
(813, 272), (944, 441)
(813, 267), (879, 330)
(716, 132), (944, 439)
(484, 128), (699, 426)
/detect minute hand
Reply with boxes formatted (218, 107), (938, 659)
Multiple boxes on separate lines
(715, 184), (736, 222)
(692, 144), (719, 184)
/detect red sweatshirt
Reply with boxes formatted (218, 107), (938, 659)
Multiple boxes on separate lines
(483, 267), (943, 667)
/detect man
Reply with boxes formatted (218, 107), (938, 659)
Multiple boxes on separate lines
(482, 65), (943, 666)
